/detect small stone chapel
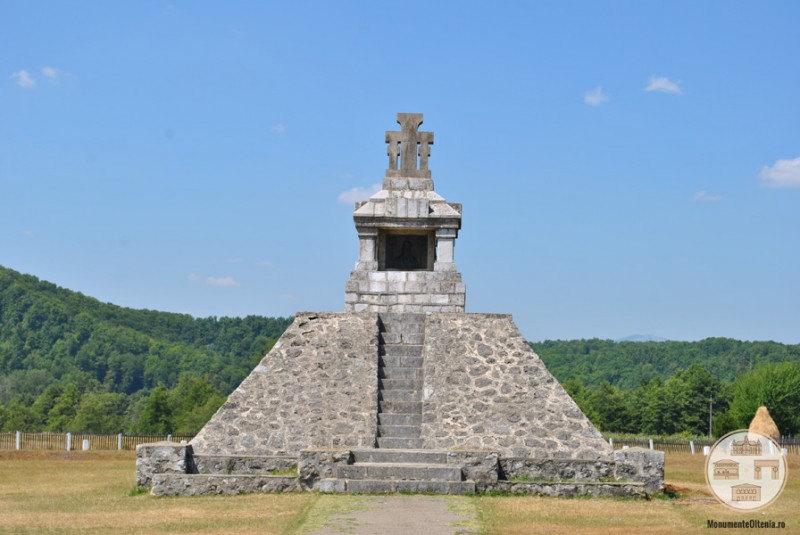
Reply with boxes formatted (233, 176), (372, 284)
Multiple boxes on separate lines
(136, 113), (663, 496)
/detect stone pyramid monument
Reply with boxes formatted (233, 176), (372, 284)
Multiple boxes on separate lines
(137, 113), (663, 496)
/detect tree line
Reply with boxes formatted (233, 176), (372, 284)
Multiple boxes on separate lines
(532, 341), (800, 437)
(2, 265), (799, 437)
(0, 265), (292, 434)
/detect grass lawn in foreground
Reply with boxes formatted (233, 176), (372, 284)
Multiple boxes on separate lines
(0, 451), (318, 534)
(0, 450), (796, 534)
(474, 452), (799, 534)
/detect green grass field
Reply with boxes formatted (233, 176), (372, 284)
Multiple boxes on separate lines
(0, 450), (796, 534)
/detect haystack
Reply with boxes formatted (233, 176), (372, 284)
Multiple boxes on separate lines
(749, 405), (780, 441)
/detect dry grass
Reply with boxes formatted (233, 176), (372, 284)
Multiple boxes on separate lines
(474, 452), (800, 534)
(0, 451), (318, 534)
(0, 450), (796, 534)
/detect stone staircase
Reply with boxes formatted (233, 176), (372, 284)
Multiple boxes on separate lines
(328, 449), (475, 494)
(377, 313), (425, 449)
(311, 313), (474, 493)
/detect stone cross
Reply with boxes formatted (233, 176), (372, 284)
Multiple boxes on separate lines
(385, 113), (434, 178)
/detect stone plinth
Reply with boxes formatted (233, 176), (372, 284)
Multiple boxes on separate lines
(613, 448), (665, 494)
(345, 270), (465, 313)
(135, 442), (190, 488)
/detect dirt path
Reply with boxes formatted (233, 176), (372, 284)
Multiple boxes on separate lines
(303, 495), (481, 535)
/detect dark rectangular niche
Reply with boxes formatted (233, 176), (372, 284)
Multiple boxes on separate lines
(384, 234), (429, 271)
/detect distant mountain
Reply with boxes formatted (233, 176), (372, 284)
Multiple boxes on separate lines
(615, 334), (669, 343)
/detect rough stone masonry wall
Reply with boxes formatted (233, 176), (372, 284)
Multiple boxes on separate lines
(420, 313), (613, 460)
(190, 312), (380, 456)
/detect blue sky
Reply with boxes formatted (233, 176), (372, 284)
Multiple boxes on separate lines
(1, 1), (798, 343)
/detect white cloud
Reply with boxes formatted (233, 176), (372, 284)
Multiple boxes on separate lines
(11, 69), (36, 88)
(256, 260), (274, 268)
(41, 66), (61, 82)
(272, 123), (286, 134)
(692, 190), (722, 202)
(188, 273), (239, 286)
(205, 276), (238, 287)
(584, 86), (609, 106)
(337, 183), (381, 204)
(645, 75), (682, 95)
(758, 157), (800, 188)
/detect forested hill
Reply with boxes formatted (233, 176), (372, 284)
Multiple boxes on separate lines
(2, 263), (799, 437)
(0, 265), (292, 399)
(532, 338), (800, 390)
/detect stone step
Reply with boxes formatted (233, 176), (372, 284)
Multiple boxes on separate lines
(380, 322), (424, 334)
(341, 479), (475, 495)
(378, 413), (421, 426)
(351, 449), (448, 464)
(378, 401), (422, 414)
(379, 355), (423, 367)
(379, 367), (422, 379)
(379, 378), (422, 390)
(378, 424), (421, 438)
(337, 463), (462, 481)
(380, 345), (423, 357)
(379, 389), (420, 402)
(377, 437), (424, 449)
(379, 332), (425, 345)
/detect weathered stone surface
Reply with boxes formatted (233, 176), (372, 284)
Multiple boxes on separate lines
(190, 312), (380, 456)
(344, 479), (475, 495)
(447, 451), (499, 489)
(345, 270), (466, 314)
(499, 458), (613, 482)
(192, 455), (297, 475)
(151, 474), (299, 496)
(298, 449), (354, 490)
(135, 442), (190, 487)
(420, 313), (613, 460)
(613, 448), (665, 494)
(494, 480), (647, 498)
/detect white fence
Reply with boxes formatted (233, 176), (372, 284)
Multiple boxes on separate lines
(606, 436), (799, 455)
(0, 432), (193, 451)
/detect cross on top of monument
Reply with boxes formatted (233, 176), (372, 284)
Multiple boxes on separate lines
(385, 113), (434, 179)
